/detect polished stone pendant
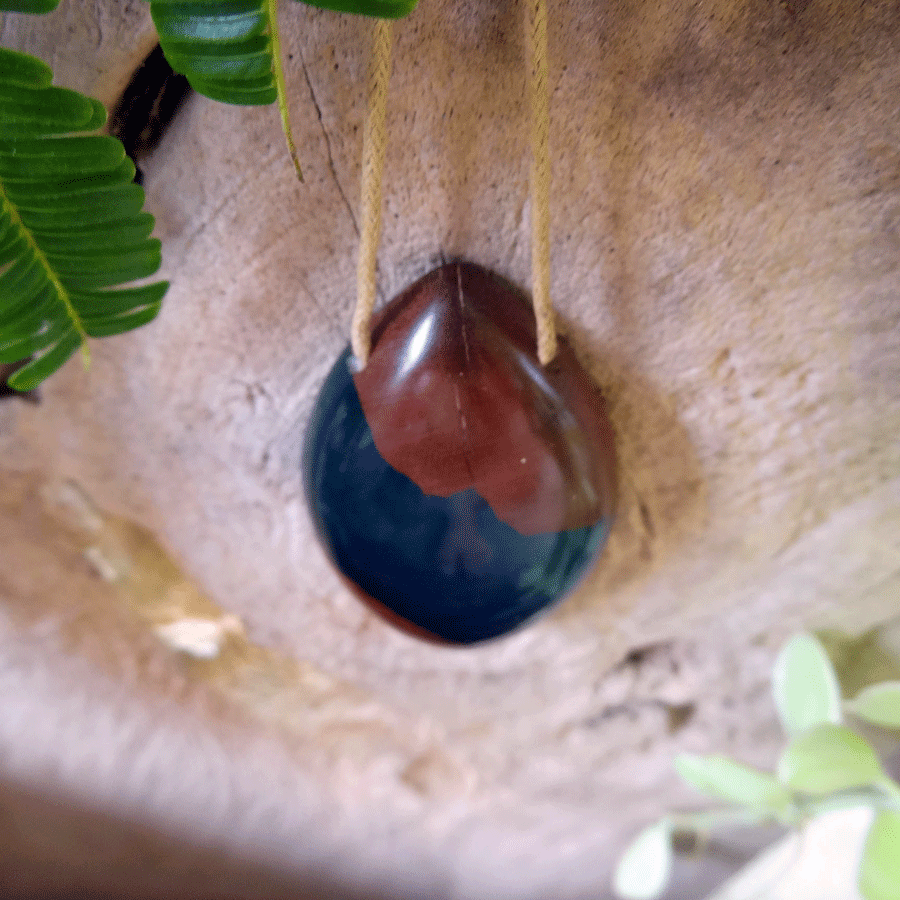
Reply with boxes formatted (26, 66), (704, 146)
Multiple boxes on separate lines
(303, 262), (616, 644)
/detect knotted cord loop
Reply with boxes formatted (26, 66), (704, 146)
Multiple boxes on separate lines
(351, 18), (392, 367)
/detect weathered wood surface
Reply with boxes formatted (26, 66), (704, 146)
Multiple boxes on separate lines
(1, 1), (899, 896)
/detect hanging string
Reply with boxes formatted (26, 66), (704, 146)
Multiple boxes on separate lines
(525, 0), (557, 365)
(351, 4), (556, 366)
(351, 18), (392, 367)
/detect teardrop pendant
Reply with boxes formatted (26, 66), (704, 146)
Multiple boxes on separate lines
(303, 262), (616, 644)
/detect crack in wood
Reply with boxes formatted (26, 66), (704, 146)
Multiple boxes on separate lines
(297, 51), (360, 241)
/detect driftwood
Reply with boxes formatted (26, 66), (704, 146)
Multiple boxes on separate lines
(1, 0), (899, 896)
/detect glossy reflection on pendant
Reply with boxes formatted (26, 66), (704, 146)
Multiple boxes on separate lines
(303, 262), (616, 645)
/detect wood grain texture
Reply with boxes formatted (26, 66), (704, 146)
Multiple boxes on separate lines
(1, 0), (899, 897)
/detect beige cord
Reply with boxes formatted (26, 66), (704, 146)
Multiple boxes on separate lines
(351, 4), (557, 366)
(351, 18), (392, 367)
(525, 0), (557, 364)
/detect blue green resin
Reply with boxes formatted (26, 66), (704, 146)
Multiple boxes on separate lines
(303, 348), (610, 645)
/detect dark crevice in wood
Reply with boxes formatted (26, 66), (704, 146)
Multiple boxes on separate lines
(108, 45), (191, 186)
(617, 642), (673, 671)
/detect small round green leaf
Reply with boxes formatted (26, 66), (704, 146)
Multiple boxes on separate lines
(772, 633), (843, 736)
(778, 724), (885, 795)
(859, 810), (900, 900)
(613, 822), (673, 900)
(675, 754), (791, 811)
(849, 683), (900, 731)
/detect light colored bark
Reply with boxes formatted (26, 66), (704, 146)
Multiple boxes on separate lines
(1, 1), (899, 896)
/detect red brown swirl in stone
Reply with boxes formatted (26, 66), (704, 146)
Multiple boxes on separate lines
(352, 262), (617, 536)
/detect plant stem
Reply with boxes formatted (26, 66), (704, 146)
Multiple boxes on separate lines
(267, 0), (303, 182)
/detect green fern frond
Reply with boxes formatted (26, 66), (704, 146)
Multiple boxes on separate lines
(0, 0), (61, 14)
(294, 0), (419, 17)
(150, 0), (419, 107)
(0, 47), (167, 392)
(150, 0), (419, 179)
(150, 1), (278, 106)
